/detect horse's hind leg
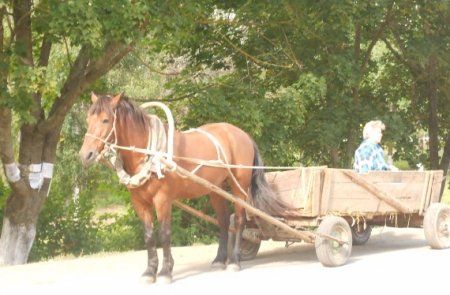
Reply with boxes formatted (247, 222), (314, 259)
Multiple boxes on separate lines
(209, 192), (230, 270)
(227, 169), (252, 271)
(227, 204), (245, 271)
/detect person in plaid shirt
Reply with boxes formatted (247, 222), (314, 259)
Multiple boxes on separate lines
(353, 120), (398, 173)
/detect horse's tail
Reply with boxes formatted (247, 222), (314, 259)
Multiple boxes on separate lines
(250, 142), (294, 216)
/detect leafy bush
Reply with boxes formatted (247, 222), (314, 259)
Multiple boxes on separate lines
(29, 189), (100, 262)
(95, 207), (145, 252)
(0, 180), (10, 230)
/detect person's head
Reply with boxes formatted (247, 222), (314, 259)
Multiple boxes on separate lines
(363, 120), (385, 143)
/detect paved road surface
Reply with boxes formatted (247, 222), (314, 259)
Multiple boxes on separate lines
(1, 227), (448, 294)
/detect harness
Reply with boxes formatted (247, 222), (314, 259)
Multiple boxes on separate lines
(84, 102), (247, 195)
(85, 104), (172, 189)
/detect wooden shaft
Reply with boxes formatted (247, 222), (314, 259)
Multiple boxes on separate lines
(173, 200), (219, 226)
(343, 170), (413, 214)
(161, 157), (315, 243)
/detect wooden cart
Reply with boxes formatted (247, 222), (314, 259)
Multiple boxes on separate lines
(228, 168), (450, 266)
(162, 155), (449, 267)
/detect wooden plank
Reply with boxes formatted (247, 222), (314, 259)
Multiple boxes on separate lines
(267, 169), (305, 208)
(423, 171), (434, 212)
(331, 170), (427, 183)
(174, 200), (219, 227)
(320, 169), (332, 215)
(342, 170), (413, 213)
(431, 170), (445, 203)
(311, 169), (323, 216)
(419, 172), (431, 215)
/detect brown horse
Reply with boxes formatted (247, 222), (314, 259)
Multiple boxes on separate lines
(79, 93), (287, 283)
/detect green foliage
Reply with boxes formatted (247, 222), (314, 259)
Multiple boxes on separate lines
(171, 198), (218, 246)
(95, 207), (144, 252)
(29, 189), (100, 261)
(0, 179), (10, 229)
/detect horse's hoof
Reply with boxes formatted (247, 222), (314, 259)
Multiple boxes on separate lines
(211, 262), (226, 270)
(158, 275), (173, 284)
(226, 263), (241, 272)
(140, 275), (156, 284)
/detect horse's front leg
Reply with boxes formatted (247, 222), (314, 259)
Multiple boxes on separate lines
(155, 200), (174, 284)
(142, 222), (159, 283)
(131, 197), (158, 283)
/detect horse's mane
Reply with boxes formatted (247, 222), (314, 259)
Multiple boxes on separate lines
(90, 94), (150, 133)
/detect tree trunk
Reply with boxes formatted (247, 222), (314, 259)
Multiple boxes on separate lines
(0, 184), (51, 264)
(426, 54), (440, 170)
(1, 1), (135, 265)
(0, 162), (53, 265)
(0, 103), (60, 265)
(0, 216), (37, 265)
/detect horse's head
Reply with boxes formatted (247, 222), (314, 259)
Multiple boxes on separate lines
(79, 92), (122, 166)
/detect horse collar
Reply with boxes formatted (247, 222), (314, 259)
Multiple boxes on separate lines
(113, 115), (168, 188)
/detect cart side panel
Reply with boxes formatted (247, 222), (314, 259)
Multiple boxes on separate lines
(321, 169), (437, 215)
(266, 168), (325, 216)
(430, 170), (444, 203)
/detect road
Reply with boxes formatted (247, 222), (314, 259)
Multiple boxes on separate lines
(0, 227), (448, 294)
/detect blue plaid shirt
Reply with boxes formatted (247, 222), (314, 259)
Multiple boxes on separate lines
(353, 140), (390, 173)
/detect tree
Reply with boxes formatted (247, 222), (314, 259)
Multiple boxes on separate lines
(163, 1), (399, 167)
(160, 0), (448, 175)
(382, 0), (450, 177)
(0, 0), (154, 265)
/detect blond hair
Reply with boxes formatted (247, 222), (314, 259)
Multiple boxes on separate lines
(363, 120), (385, 139)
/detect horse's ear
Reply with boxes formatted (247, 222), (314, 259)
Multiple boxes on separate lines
(91, 92), (98, 104)
(111, 92), (124, 108)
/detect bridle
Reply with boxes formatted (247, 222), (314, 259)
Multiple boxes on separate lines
(83, 108), (165, 188)
(84, 110), (119, 161)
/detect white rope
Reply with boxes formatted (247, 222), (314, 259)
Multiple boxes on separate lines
(83, 101), (315, 191)
(185, 128), (248, 197)
(83, 134), (303, 171)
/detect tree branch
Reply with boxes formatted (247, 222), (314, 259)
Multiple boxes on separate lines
(12, 0), (33, 66)
(386, 15), (422, 76)
(84, 41), (134, 82)
(360, 0), (395, 75)
(38, 45), (91, 133)
(219, 32), (292, 69)
(39, 42), (134, 134)
(38, 34), (52, 67)
(382, 37), (408, 68)
(0, 107), (14, 164)
(132, 52), (181, 76)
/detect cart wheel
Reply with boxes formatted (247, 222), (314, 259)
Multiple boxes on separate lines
(423, 203), (450, 249)
(351, 225), (372, 245)
(315, 216), (352, 267)
(228, 214), (261, 261)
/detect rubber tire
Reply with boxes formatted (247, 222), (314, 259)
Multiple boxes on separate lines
(227, 214), (261, 261)
(423, 203), (450, 249)
(315, 216), (352, 267)
(351, 225), (372, 246)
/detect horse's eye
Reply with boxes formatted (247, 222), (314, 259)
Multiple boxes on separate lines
(103, 119), (109, 124)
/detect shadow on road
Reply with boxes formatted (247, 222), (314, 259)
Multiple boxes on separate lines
(171, 227), (430, 283)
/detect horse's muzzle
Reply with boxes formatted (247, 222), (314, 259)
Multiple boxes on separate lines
(79, 149), (99, 166)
